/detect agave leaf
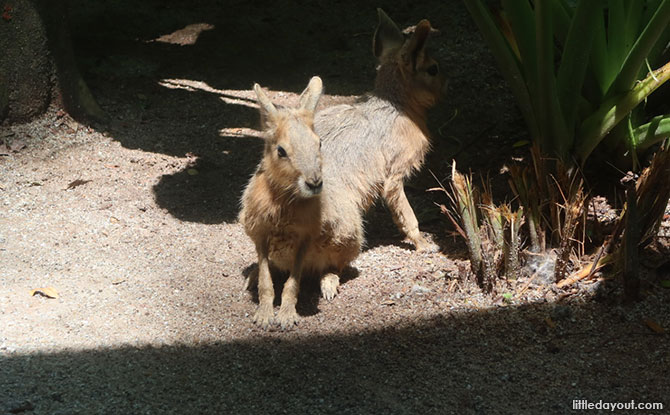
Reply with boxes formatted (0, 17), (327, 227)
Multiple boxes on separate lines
(550, 0), (573, 44)
(607, 0), (627, 68)
(634, 115), (670, 151)
(556, 0), (600, 133)
(609, 0), (670, 95)
(591, 7), (613, 96)
(463, 0), (539, 139)
(502, 0), (538, 109)
(450, 161), (482, 273)
(647, 23), (670, 67)
(623, 0), (644, 51)
(536, 0), (570, 159)
(494, 10), (521, 59)
(576, 60), (670, 163)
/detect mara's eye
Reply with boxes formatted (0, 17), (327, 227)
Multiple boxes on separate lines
(277, 145), (287, 158)
(426, 64), (439, 76)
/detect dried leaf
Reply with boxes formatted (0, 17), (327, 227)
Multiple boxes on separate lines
(8, 401), (34, 414)
(380, 300), (396, 306)
(30, 287), (59, 299)
(544, 317), (556, 329)
(2, 5), (12, 21)
(66, 179), (91, 190)
(643, 318), (665, 334)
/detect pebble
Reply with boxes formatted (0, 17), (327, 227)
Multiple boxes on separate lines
(411, 284), (431, 295)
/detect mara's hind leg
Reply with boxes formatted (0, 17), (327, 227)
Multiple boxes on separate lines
(383, 176), (438, 252)
(244, 265), (258, 291)
(320, 239), (360, 301)
(320, 273), (339, 301)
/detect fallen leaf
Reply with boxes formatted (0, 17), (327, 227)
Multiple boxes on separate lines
(381, 300), (396, 306)
(643, 318), (665, 334)
(544, 317), (556, 329)
(30, 287), (59, 299)
(110, 216), (120, 223)
(2, 5), (12, 21)
(8, 400), (34, 414)
(65, 179), (91, 190)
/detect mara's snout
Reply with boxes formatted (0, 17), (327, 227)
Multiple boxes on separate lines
(299, 172), (323, 197)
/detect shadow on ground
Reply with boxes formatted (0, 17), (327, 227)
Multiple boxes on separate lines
(242, 264), (361, 318)
(2, 299), (668, 414)
(68, 0), (520, 229)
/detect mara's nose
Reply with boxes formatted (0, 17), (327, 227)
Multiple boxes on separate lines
(305, 178), (323, 194)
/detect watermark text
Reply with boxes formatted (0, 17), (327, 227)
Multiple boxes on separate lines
(573, 399), (664, 412)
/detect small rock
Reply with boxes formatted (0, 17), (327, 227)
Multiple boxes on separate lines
(411, 284), (431, 295)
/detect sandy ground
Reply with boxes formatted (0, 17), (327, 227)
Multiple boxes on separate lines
(2, 1), (670, 414)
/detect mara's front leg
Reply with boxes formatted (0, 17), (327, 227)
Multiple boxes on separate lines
(253, 244), (274, 329)
(382, 176), (437, 252)
(276, 242), (308, 329)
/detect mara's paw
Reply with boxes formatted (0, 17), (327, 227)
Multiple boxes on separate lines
(253, 303), (274, 329)
(276, 305), (299, 330)
(413, 236), (440, 253)
(320, 273), (340, 301)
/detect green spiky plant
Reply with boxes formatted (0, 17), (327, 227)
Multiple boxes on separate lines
(442, 162), (526, 292)
(448, 0), (670, 290)
(464, 0), (670, 166)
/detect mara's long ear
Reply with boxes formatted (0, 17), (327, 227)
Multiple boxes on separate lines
(253, 83), (278, 126)
(401, 19), (432, 69)
(298, 76), (323, 113)
(373, 8), (404, 60)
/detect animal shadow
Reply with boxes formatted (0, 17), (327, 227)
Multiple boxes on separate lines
(242, 264), (360, 319)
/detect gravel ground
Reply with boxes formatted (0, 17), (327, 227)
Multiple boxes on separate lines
(2, 1), (670, 414)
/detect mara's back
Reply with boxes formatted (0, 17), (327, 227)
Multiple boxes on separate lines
(313, 9), (446, 251)
(316, 96), (401, 208)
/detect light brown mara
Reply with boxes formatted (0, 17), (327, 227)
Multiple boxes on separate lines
(239, 77), (364, 329)
(315, 9), (446, 253)
(240, 10), (446, 329)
